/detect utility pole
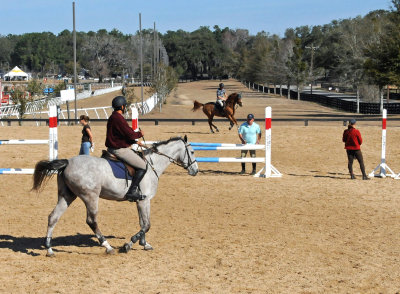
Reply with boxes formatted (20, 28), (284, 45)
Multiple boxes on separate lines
(139, 13), (143, 114)
(153, 22), (157, 80)
(305, 43), (319, 95)
(73, 1), (77, 124)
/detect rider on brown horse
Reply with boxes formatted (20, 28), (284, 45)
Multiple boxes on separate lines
(192, 90), (243, 133)
(216, 83), (227, 113)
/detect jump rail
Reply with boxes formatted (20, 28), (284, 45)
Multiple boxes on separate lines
(0, 105), (58, 174)
(139, 107), (282, 178)
(189, 107), (281, 177)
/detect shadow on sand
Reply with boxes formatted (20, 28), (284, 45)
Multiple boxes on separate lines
(0, 233), (122, 256)
(286, 171), (350, 180)
(199, 169), (248, 176)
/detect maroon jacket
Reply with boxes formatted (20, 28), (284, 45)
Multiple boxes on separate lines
(105, 111), (142, 148)
(342, 126), (362, 150)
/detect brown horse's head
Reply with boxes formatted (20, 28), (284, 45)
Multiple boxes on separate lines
(228, 92), (242, 107)
(237, 92), (243, 107)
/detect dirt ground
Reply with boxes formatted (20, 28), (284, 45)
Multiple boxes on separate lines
(1, 80), (400, 293)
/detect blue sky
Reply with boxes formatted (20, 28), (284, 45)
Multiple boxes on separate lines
(0, 0), (392, 36)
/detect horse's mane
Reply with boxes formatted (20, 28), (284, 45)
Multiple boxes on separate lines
(143, 137), (183, 155)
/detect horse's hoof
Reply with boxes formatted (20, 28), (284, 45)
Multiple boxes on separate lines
(106, 248), (116, 255)
(46, 248), (55, 257)
(216, 129), (219, 132)
(122, 243), (131, 253)
(144, 243), (153, 251)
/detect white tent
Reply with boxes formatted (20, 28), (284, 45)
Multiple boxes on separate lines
(4, 66), (29, 81)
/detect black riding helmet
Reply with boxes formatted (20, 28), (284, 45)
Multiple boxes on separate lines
(219, 83), (224, 88)
(112, 96), (127, 111)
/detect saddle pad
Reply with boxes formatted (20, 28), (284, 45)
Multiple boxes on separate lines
(106, 159), (133, 180)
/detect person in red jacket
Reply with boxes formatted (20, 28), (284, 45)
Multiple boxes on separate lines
(342, 119), (369, 180)
(106, 96), (147, 201)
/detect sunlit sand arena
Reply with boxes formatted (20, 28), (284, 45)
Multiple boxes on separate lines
(1, 80), (400, 293)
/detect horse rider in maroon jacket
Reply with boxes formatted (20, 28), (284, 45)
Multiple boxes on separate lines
(106, 96), (147, 201)
(342, 119), (369, 180)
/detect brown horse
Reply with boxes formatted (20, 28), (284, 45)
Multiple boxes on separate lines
(192, 92), (243, 133)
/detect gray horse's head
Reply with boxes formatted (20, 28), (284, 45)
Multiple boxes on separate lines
(151, 136), (199, 176)
(183, 135), (199, 176)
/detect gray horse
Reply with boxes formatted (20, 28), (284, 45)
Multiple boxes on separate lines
(32, 136), (198, 256)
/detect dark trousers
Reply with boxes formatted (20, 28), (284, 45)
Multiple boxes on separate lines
(346, 149), (367, 176)
(241, 150), (256, 171)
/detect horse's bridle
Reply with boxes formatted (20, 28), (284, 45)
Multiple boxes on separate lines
(145, 138), (197, 176)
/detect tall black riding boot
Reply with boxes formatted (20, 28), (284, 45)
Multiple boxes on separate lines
(251, 163), (257, 175)
(240, 163), (246, 174)
(125, 169), (146, 202)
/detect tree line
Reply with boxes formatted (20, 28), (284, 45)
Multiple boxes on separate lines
(1, 1), (399, 102)
(0, 28), (169, 83)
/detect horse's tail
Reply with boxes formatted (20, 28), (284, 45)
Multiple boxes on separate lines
(192, 100), (204, 112)
(31, 159), (69, 192)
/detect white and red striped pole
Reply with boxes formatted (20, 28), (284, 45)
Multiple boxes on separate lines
(380, 109), (387, 176)
(48, 105), (58, 160)
(264, 107), (272, 177)
(370, 109), (397, 178)
(254, 106), (281, 178)
(131, 107), (139, 131)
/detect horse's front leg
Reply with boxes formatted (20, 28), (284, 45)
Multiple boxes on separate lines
(123, 199), (153, 252)
(226, 114), (237, 130)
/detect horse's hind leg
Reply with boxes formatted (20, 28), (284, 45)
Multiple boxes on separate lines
(207, 118), (215, 133)
(208, 115), (219, 133)
(45, 177), (77, 257)
(83, 193), (115, 255)
(122, 199), (153, 252)
(211, 122), (219, 133)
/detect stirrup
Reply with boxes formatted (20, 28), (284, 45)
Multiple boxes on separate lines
(125, 187), (146, 202)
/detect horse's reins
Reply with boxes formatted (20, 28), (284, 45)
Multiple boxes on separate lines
(138, 129), (160, 179)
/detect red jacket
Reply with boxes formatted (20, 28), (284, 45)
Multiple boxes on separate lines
(342, 126), (362, 150)
(105, 111), (142, 148)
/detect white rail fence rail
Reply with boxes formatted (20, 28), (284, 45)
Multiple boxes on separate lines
(0, 87), (160, 125)
(56, 93), (159, 123)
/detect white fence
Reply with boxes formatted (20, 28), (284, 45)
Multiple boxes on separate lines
(56, 93), (159, 122)
(0, 86), (160, 125)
